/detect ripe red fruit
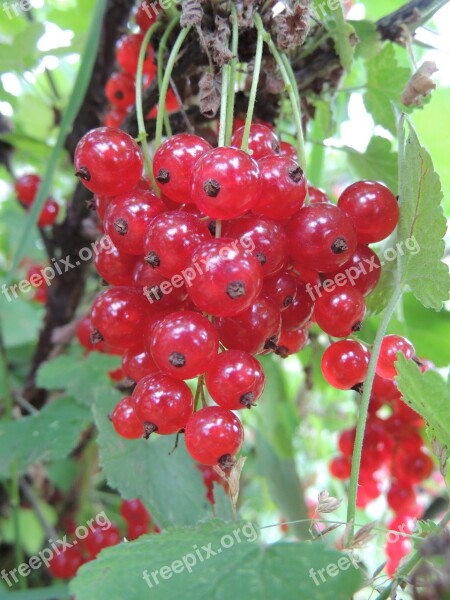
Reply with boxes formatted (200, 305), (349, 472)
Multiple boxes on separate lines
(216, 295), (281, 355)
(105, 72), (136, 110)
(275, 327), (308, 358)
(94, 236), (137, 286)
(111, 397), (144, 439)
(15, 173), (41, 205)
(127, 521), (150, 540)
(205, 350), (265, 410)
(184, 406), (244, 466)
(49, 545), (84, 579)
(321, 340), (370, 390)
(187, 239), (263, 317)
(279, 141), (297, 160)
(387, 481), (417, 514)
(376, 335), (415, 380)
(356, 471), (382, 508)
(133, 259), (188, 310)
(191, 147), (261, 219)
(393, 449), (434, 484)
(133, 372), (194, 435)
(83, 523), (121, 558)
(150, 311), (219, 380)
(338, 180), (399, 244)
(105, 107), (127, 128)
(122, 343), (158, 382)
(104, 189), (165, 255)
(74, 127), (143, 196)
(120, 498), (150, 523)
(153, 134), (212, 203)
(371, 373), (401, 404)
(231, 124), (280, 160)
(143, 211), (211, 278)
(253, 155), (306, 219)
(38, 198), (59, 227)
(329, 455), (351, 479)
(338, 428), (356, 456)
(308, 186), (331, 204)
(262, 270), (298, 312)
(314, 288), (366, 338)
(322, 244), (382, 297)
(116, 33), (156, 78)
(135, 1), (160, 31)
(287, 204), (357, 272)
(280, 280), (315, 331)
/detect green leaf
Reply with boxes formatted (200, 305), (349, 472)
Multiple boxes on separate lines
(1, 503), (57, 555)
(93, 393), (232, 528)
(348, 136), (398, 193)
(0, 397), (91, 478)
(349, 20), (381, 59)
(397, 119), (450, 310)
(0, 297), (43, 347)
(364, 44), (410, 134)
(312, 0), (355, 71)
(0, 586), (70, 599)
(0, 23), (45, 72)
(71, 521), (363, 600)
(395, 355), (450, 449)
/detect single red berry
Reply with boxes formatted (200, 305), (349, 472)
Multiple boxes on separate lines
(76, 315), (105, 352)
(105, 72), (136, 110)
(321, 340), (370, 390)
(308, 186), (331, 204)
(184, 406), (243, 466)
(83, 523), (121, 558)
(275, 327), (308, 358)
(74, 127), (143, 196)
(133, 258), (188, 310)
(38, 198), (59, 227)
(371, 373), (401, 404)
(385, 537), (412, 575)
(376, 334), (415, 380)
(120, 498), (150, 523)
(105, 107), (128, 128)
(314, 288), (366, 338)
(393, 449), (434, 484)
(191, 147), (261, 219)
(280, 280), (315, 331)
(338, 180), (399, 244)
(109, 367), (126, 382)
(116, 33), (156, 78)
(127, 521), (150, 540)
(122, 342), (158, 382)
(153, 134), (212, 203)
(262, 270), (298, 312)
(15, 173), (41, 205)
(322, 244), (382, 297)
(94, 194), (112, 221)
(231, 124), (280, 160)
(253, 155), (306, 220)
(387, 481), (417, 514)
(150, 311), (219, 380)
(279, 141), (297, 160)
(329, 455), (351, 480)
(111, 396), (144, 439)
(338, 428), (356, 456)
(287, 204), (357, 272)
(133, 372), (194, 435)
(356, 471), (382, 508)
(135, 1), (160, 31)
(49, 545), (84, 579)
(94, 236), (138, 286)
(205, 350), (265, 410)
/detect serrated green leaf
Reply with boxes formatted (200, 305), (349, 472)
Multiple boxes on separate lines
(364, 44), (410, 134)
(350, 20), (381, 59)
(71, 521), (363, 600)
(1, 503), (57, 555)
(0, 585), (70, 599)
(395, 354), (450, 449)
(348, 136), (398, 193)
(0, 397), (91, 478)
(398, 120), (450, 309)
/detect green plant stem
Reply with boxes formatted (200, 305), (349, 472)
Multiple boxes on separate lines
(11, 462), (26, 589)
(240, 16), (264, 153)
(157, 16), (180, 137)
(7, 0), (108, 283)
(193, 376), (205, 412)
(76, 436), (98, 523)
(225, 2), (239, 146)
(136, 21), (162, 187)
(0, 320), (13, 420)
(376, 507), (450, 600)
(346, 285), (403, 542)
(162, 3), (178, 20)
(154, 25), (191, 150)
(218, 64), (230, 147)
(308, 118), (325, 188)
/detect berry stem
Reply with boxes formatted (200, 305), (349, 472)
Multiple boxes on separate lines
(193, 375), (205, 412)
(240, 15), (264, 153)
(218, 63), (230, 148)
(224, 2), (239, 146)
(135, 21), (162, 186)
(345, 284), (403, 542)
(155, 25), (192, 150)
(157, 15), (180, 137)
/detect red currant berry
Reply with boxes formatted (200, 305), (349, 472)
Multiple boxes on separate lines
(135, 1), (160, 31)
(376, 335), (415, 380)
(322, 244), (381, 297)
(280, 280), (315, 330)
(205, 350), (265, 410)
(231, 124), (280, 160)
(105, 72), (135, 110)
(187, 239), (263, 317)
(387, 481), (417, 514)
(122, 343), (158, 382)
(356, 471), (382, 508)
(262, 270), (298, 312)
(38, 198), (59, 227)
(111, 397), (144, 439)
(94, 236), (137, 286)
(385, 537), (412, 574)
(191, 147), (261, 219)
(15, 173), (41, 205)
(74, 127), (143, 196)
(109, 367), (126, 382)
(371, 373), (401, 404)
(105, 107), (127, 128)
(314, 288), (366, 338)
(116, 33), (156, 78)
(338, 180), (399, 244)
(329, 455), (351, 479)
(127, 521), (150, 540)
(288, 204), (357, 272)
(133, 259), (188, 310)
(94, 194), (112, 221)
(133, 372), (194, 436)
(321, 340), (370, 390)
(76, 315), (105, 352)
(393, 449), (434, 484)
(120, 498), (150, 523)
(279, 141), (297, 160)
(275, 327), (308, 358)
(216, 295), (281, 355)
(338, 428), (356, 456)
(150, 311), (219, 380)
(184, 406), (243, 466)
(253, 155), (306, 220)
(83, 523), (121, 558)
(153, 134), (212, 203)
(49, 545), (84, 579)
(308, 186), (331, 204)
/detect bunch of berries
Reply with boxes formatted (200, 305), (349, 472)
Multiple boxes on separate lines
(14, 173), (59, 227)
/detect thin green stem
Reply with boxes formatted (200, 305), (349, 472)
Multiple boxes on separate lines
(155, 25), (191, 150)
(218, 64), (230, 147)
(11, 462), (26, 588)
(346, 285), (403, 541)
(193, 376), (205, 412)
(162, 3), (178, 20)
(281, 54), (307, 173)
(225, 2), (239, 146)
(136, 21), (162, 186)
(157, 16), (180, 137)
(240, 16), (264, 153)
(376, 507), (450, 600)
(0, 319), (14, 420)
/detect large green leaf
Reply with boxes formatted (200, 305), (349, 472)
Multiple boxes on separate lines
(348, 136), (398, 193)
(0, 297), (43, 347)
(0, 397), (91, 478)
(397, 120), (450, 310)
(71, 521), (364, 600)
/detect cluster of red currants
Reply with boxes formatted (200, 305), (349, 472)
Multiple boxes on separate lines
(49, 499), (156, 580)
(14, 173), (59, 227)
(324, 335), (435, 575)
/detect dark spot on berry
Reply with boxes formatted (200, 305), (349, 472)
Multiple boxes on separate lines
(208, 220), (216, 236)
(287, 165), (303, 183)
(226, 280), (246, 299)
(275, 345), (289, 359)
(156, 168), (170, 183)
(114, 90), (124, 100)
(203, 179), (221, 197)
(272, 139), (281, 154)
(90, 329), (104, 345)
(219, 453), (234, 469)
(143, 422), (158, 439)
(256, 252), (267, 266)
(75, 166), (91, 181)
(145, 251), (161, 268)
(264, 335), (278, 351)
(352, 321), (362, 332)
(169, 352), (186, 368)
(331, 237), (348, 254)
(352, 383), (364, 394)
(282, 295), (293, 308)
(101, 278), (109, 287)
(240, 392), (255, 408)
(114, 217), (128, 235)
